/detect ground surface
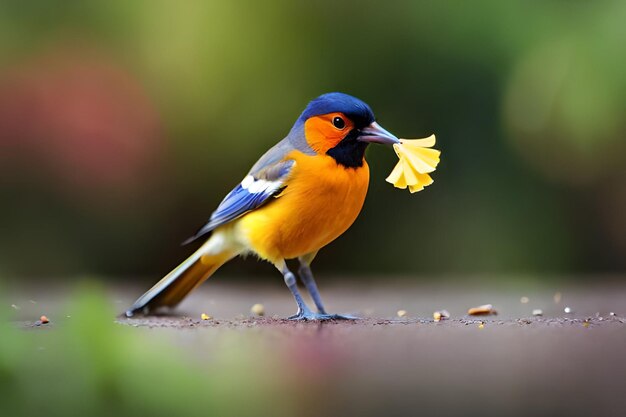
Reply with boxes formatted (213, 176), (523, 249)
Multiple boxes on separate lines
(9, 279), (626, 417)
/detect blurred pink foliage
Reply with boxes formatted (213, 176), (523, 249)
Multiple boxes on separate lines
(0, 46), (164, 198)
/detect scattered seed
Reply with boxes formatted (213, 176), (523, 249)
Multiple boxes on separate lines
(520, 296), (529, 304)
(564, 307), (573, 314)
(200, 313), (212, 320)
(478, 322), (485, 329)
(251, 303), (265, 316)
(397, 309), (407, 318)
(553, 292), (562, 304)
(433, 310), (450, 322)
(468, 304), (497, 316)
(532, 309), (543, 316)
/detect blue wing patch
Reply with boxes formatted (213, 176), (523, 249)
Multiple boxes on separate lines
(182, 160), (294, 245)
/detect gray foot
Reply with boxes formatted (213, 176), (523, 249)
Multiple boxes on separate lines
(288, 311), (360, 321)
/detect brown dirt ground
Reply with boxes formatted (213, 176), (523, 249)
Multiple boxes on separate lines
(9, 279), (626, 417)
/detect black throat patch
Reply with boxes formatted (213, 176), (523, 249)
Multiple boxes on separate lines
(326, 130), (368, 168)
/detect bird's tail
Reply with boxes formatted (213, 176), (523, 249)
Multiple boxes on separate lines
(125, 238), (237, 317)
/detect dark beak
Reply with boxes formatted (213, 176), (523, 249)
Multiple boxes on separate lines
(358, 122), (400, 145)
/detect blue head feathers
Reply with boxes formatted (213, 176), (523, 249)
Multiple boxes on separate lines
(297, 92), (375, 128)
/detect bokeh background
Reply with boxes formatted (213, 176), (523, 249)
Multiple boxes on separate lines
(2, 3), (626, 417)
(1, 0), (625, 283)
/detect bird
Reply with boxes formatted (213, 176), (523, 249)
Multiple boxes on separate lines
(126, 92), (403, 320)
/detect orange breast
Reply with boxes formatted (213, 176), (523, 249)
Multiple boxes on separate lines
(236, 150), (369, 262)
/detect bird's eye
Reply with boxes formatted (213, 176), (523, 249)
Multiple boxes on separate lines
(332, 116), (346, 129)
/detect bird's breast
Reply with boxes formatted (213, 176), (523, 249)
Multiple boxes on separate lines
(236, 151), (369, 262)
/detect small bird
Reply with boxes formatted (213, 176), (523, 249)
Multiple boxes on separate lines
(126, 92), (404, 320)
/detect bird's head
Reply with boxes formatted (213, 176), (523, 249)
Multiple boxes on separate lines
(291, 92), (399, 168)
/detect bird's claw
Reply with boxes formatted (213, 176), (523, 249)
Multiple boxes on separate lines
(288, 311), (359, 321)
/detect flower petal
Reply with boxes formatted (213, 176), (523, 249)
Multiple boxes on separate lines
(400, 134), (436, 148)
(386, 134), (440, 193)
(385, 160), (405, 184)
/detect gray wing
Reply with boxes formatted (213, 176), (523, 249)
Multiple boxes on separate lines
(248, 137), (295, 174)
(182, 139), (297, 245)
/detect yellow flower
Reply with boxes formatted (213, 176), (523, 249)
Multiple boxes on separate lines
(386, 135), (440, 193)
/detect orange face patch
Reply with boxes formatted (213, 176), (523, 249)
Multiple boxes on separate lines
(304, 112), (354, 154)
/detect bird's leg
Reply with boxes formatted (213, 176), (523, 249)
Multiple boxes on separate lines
(280, 262), (314, 319)
(297, 253), (327, 314)
(275, 259), (356, 321)
(294, 254), (359, 321)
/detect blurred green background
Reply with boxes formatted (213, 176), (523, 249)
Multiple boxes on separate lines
(2, 3), (625, 417)
(1, 0), (625, 282)
(0, 284), (296, 417)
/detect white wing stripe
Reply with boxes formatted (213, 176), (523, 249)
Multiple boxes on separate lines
(241, 175), (254, 188)
(241, 176), (282, 195)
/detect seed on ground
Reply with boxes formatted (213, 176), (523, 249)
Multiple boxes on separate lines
(433, 310), (450, 322)
(468, 304), (497, 316)
(251, 304), (265, 316)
